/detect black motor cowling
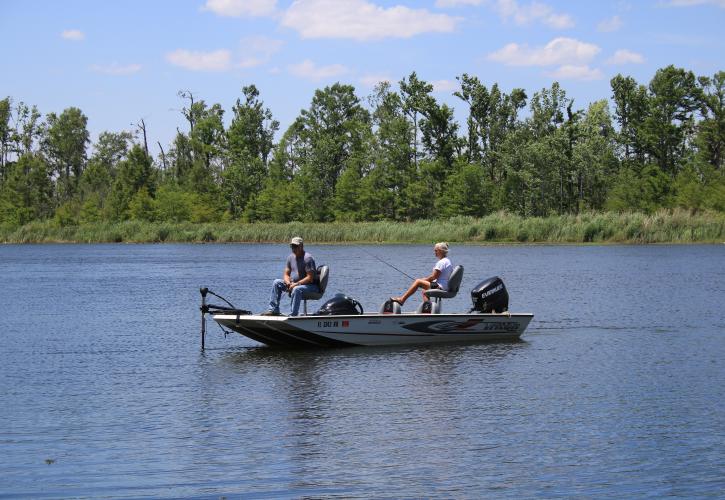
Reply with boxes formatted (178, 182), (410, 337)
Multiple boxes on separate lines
(315, 293), (364, 316)
(471, 276), (509, 313)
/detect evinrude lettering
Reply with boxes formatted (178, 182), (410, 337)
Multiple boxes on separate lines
(481, 284), (503, 298)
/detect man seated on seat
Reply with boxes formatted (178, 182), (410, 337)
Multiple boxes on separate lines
(262, 237), (319, 316)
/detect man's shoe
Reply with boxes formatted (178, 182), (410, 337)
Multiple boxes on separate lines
(259, 310), (280, 316)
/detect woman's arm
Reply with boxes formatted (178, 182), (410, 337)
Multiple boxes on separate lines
(423, 268), (441, 283)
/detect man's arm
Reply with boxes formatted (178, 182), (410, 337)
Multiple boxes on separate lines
(289, 269), (315, 291)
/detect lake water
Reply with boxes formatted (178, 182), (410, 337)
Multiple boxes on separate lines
(1, 243), (724, 498)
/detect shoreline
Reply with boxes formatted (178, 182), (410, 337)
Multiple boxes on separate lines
(2, 210), (723, 245)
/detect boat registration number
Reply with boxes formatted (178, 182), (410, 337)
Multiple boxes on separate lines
(317, 320), (350, 328)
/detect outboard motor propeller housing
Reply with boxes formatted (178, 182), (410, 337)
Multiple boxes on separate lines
(315, 293), (364, 316)
(471, 276), (509, 313)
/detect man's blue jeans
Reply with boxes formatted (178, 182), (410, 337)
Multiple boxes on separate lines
(268, 279), (320, 316)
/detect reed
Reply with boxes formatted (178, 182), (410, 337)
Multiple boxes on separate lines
(1, 209), (723, 244)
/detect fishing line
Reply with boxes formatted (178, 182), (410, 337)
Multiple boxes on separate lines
(362, 247), (416, 281)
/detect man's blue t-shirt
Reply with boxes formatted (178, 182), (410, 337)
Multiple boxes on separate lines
(287, 252), (316, 282)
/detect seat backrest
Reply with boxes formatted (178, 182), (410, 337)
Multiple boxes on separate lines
(447, 265), (464, 295)
(316, 265), (329, 294)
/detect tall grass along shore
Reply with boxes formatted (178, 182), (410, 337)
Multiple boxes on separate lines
(1, 210), (723, 245)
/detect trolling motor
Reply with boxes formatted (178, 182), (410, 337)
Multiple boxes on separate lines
(470, 276), (509, 313)
(199, 287), (251, 350)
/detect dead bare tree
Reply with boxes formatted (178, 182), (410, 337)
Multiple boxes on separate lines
(157, 141), (168, 171)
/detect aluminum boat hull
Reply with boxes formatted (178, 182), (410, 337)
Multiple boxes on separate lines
(212, 312), (534, 348)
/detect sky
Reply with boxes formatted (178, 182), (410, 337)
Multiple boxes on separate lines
(1, 0), (724, 156)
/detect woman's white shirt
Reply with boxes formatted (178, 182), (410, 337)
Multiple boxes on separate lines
(434, 257), (453, 290)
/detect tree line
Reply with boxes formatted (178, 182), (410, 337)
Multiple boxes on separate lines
(0, 65), (723, 229)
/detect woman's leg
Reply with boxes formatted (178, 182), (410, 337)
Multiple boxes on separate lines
(393, 279), (431, 305)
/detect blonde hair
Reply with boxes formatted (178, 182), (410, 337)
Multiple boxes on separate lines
(434, 242), (449, 255)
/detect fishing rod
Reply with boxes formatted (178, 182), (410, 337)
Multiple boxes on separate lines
(362, 247), (416, 281)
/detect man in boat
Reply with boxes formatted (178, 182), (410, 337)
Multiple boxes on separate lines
(262, 236), (319, 316)
(391, 242), (453, 307)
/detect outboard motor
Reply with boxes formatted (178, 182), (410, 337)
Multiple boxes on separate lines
(470, 276), (509, 313)
(315, 293), (364, 316)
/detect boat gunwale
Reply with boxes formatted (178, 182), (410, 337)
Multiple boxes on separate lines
(212, 312), (535, 321)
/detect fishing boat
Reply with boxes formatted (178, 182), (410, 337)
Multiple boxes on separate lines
(200, 266), (534, 348)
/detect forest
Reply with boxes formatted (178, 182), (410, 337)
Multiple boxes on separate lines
(0, 65), (723, 233)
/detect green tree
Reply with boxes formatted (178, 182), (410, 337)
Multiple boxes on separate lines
(606, 165), (672, 212)
(0, 153), (53, 226)
(696, 71), (725, 170)
(43, 107), (90, 201)
(572, 100), (618, 210)
(436, 158), (492, 217)
(641, 65), (701, 175)
(420, 101), (459, 172)
(401, 159), (439, 220)
(168, 132), (194, 185)
(154, 185), (194, 222)
(610, 74), (648, 162)
(332, 164), (362, 221)
(454, 76), (527, 180)
(190, 102), (225, 173)
(105, 145), (156, 220)
(223, 85), (279, 217)
(80, 131), (134, 210)
(12, 101), (42, 157)
(294, 83), (371, 221)
(0, 97), (11, 180)
(365, 82), (414, 219)
(399, 72), (434, 170)
(519, 83), (570, 215)
(127, 186), (157, 221)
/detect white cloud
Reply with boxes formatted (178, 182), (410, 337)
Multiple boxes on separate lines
(494, 0), (574, 28)
(547, 65), (603, 81)
(666, 0), (725, 7)
(61, 29), (84, 41)
(360, 74), (393, 87)
(90, 63), (142, 75)
(597, 15), (623, 32)
(166, 49), (232, 71)
(202, 0), (277, 17)
(432, 79), (459, 92)
(435, 0), (483, 6)
(238, 36), (284, 68)
(288, 59), (350, 81)
(606, 49), (645, 65)
(488, 37), (600, 66)
(166, 37), (282, 72)
(281, 0), (458, 40)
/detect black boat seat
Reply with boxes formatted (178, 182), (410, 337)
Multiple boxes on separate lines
(379, 299), (402, 314)
(301, 265), (329, 315)
(416, 265), (464, 314)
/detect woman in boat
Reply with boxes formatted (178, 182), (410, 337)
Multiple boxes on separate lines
(391, 242), (453, 306)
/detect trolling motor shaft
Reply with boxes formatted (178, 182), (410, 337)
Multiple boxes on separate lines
(200, 287), (208, 350)
(199, 287), (252, 350)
